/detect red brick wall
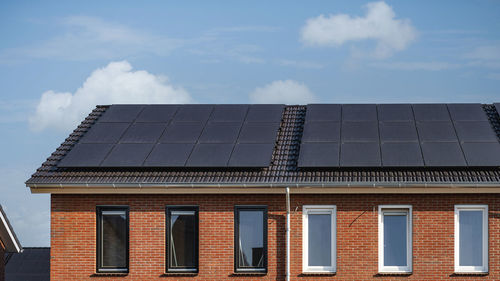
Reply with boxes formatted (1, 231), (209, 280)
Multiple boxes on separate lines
(51, 193), (500, 280)
(0, 242), (5, 281)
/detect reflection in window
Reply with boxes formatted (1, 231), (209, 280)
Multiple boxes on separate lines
(235, 206), (267, 272)
(455, 205), (488, 273)
(303, 205), (336, 273)
(378, 206), (412, 273)
(97, 207), (129, 272)
(309, 214), (331, 266)
(384, 214), (407, 266)
(167, 207), (198, 272)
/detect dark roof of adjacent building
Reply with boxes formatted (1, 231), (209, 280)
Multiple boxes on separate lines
(4, 247), (50, 281)
(0, 205), (22, 253)
(26, 104), (500, 186)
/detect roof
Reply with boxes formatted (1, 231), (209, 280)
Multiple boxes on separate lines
(26, 104), (500, 189)
(4, 247), (50, 281)
(0, 205), (22, 253)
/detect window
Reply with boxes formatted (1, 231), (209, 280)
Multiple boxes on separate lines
(166, 206), (199, 272)
(234, 206), (267, 272)
(302, 205), (336, 273)
(96, 206), (129, 273)
(454, 205), (488, 273)
(378, 205), (412, 273)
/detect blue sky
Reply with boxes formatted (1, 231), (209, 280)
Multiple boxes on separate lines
(0, 0), (499, 246)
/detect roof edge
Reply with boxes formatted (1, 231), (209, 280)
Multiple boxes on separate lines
(27, 182), (500, 194)
(0, 205), (22, 253)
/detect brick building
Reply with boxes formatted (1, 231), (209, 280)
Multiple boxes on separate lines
(0, 205), (22, 281)
(27, 103), (500, 280)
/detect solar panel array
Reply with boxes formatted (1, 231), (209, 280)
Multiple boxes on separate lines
(58, 104), (284, 168)
(298, 103), (500, 167)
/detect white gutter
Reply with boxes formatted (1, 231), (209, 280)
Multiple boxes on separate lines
(285, 186), (290, 281)
(0, 208), (22, 253)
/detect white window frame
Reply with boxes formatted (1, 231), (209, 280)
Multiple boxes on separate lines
(302, 205), (336, 273)
(378, 205), (412, 273)
(454, 205), (488, 273)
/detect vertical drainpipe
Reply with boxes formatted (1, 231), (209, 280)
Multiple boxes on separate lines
(286, 186), (290, 281)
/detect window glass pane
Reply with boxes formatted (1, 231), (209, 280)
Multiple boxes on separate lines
(308, 214), (331, 266)
(102, 212), (127, 267)
(384, 214), (407, 266)
(238, 210), (264, 268)
(459, 210), (483, 266)
(170, 212), (196, 268)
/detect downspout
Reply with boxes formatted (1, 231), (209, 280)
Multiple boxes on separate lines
(286, 186), (290, 281)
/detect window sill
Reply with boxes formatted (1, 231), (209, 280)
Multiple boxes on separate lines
(231, 271), (267, 276)
(161, 272), (198, 277)
(451, 272), (488, 276)
(91, 272), (128, 277)
(375, 272), (412, 276)
(300, 272), (336, 276)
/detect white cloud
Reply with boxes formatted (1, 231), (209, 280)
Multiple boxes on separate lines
(300, 1), (417, 58)
(249, 80), (318, 104)
(370, 61), (460, 71)
(29, 61), (192, 132)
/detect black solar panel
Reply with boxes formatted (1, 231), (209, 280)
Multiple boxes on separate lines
(159, 123), (204, 143)
(172, 105), (214, 122)
(495, 103), (500, 115)
(421, 142), (466, 166)
(379, 122), (418, 142)
(341, 122), (379, 142)
(305, 104), (341, 121)
(58, 104), (283, 168)
(448, 104), (488, 121)
(416, 121), (457, 142)
(144, 143), (194, 167)
(185, 143), (234, 167)
(412, 104), (450, 121)
(378, 104), (413, 121)
(100, 143), (154, 167)
(58, 143), (114, 167)
(120, 123), (167, 143)
(245, 104), (284, 122)
(302, 121), (340, 142)
(209, 104), (248, 122)
(461, 142), (500, 166)
(135, 105), (178, 122)
(342, 104), (377, 121)
(340, 142), (381, 167)
(298, 142), (340, 167)
(98, 105), (144, 122)
(198, 122), (242, 143)
(238, 123), (280, 143)
(381, 142), (424, 166)
(79, 123), (130, 143)
(453, 121), (498, 142)
(228, 143), (275, 167)
(58, 103), (499, 169)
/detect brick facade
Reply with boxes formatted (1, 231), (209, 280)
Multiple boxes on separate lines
(51, 193), (500, 280)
